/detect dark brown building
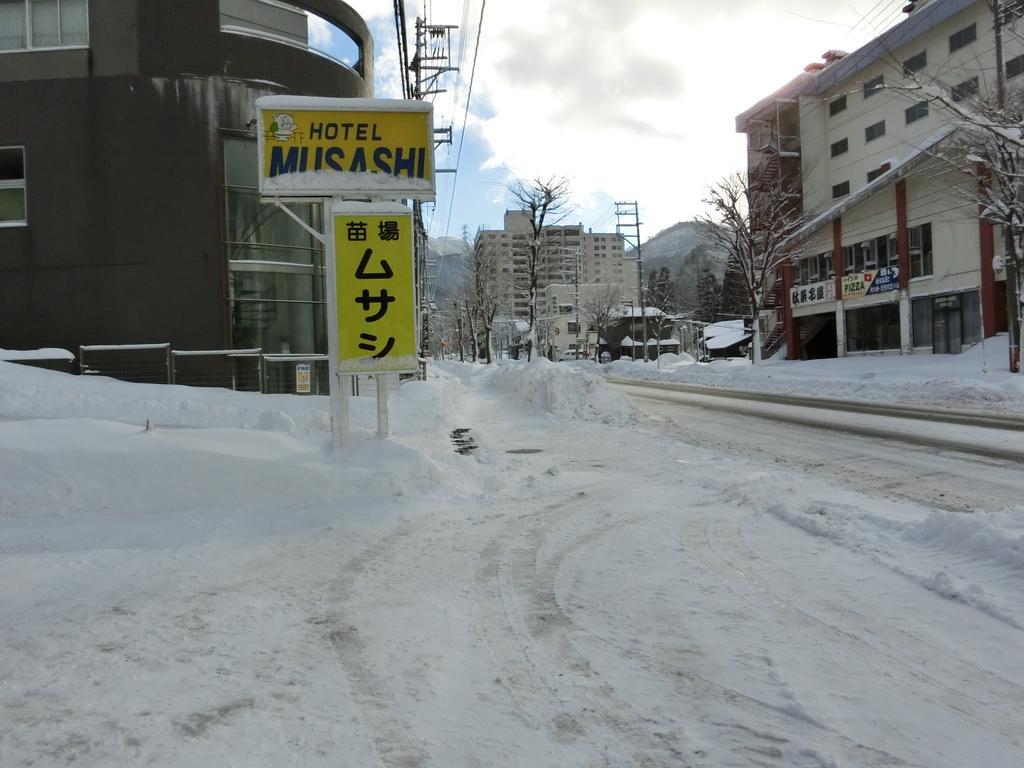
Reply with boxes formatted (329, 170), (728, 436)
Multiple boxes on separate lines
(0, 0), (372, 358)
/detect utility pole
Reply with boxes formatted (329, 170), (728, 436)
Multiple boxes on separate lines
(616, 201), (647, 361)
(409, 16), (458, 375)
(992, 0), (1022, 372)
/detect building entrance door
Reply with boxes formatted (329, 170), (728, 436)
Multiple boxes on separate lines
(932, 294), (962, 354)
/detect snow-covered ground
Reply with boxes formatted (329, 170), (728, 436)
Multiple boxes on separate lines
(1, 357), (1022, 767)
(599, 334), (1024, 414)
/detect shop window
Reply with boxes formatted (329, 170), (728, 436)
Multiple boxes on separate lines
(846, 303), (900, 352)
(0, 146), (26, 224)
(829, 95), (847, 116)
(905, 101), (929, 124)
(919, 291), (982, 353)
(908, 222), (933, 277)
(0, 0), (88, 50)
(949, 22), (976, 53)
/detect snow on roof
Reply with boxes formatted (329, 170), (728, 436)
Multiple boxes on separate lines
(703, 320), (751, 350)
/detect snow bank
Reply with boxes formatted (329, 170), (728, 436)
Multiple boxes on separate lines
(0, 347), (74, 361)
(483, 358), (636, 425)
(605, 335), (1024, 413)
(764, 501), (1024, 628)
(0, 362), (472, 526)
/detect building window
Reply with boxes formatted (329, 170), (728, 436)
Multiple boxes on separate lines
(908, 222), (933, 278)
(949, 22), (976, 52)
(865, 120), (886, 142)
(903, 50), (927, 76)
(905, 101), (929, 124)
(1007, 53), (1024, 79)
(223, 135), (326, 354)
(863, 75), (884, 98)
(951, 76), (979, 102)
(0, 0), (89, 50)
(866, 167), (886, 183)
(832, 180), (850, 199)
(0, 146), (26, 225)
(830, 138), (848, 157)
(846, 303), (901, 352)
(842, 244), (861, 274)
(829, 95), (847, 116)
(913, 291), (982, 352)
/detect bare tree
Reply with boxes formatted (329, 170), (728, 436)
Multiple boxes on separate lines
(506, 176), (573, 359)
(645, 266), (676, 351)
(696, 172), (802, 363)
(579, 283), (624, 362)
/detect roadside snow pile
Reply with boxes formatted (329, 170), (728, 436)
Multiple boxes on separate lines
(486, 358), (636, 425)
(604, 335), (1024, 413)
(0, 362), (471, 522)
(764, 501), (1024, 628)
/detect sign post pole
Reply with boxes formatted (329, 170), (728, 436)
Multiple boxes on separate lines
(376, 374), (390, 438)
(324, 204), (349, 450)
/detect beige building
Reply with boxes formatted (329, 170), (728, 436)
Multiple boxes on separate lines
(737, 0), (1015, 359)
(475, 210), (634, 322)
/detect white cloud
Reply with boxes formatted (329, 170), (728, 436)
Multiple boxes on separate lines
(345, 0), (899, 235)
(306, 12), (333, 49)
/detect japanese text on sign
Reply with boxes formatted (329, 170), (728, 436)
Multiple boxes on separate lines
(790, 278), (836, 308)
(335, 213), (416, 373)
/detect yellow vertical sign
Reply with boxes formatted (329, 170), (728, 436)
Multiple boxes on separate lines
(335, 212), (417, 373)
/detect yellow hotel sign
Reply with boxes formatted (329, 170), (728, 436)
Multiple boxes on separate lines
(256, 96), (434, 199)
(334, 211), (417, 374)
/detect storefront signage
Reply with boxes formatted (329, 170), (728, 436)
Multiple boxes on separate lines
(790, 278), (835, 308)
(257, 96), (434, 199)
(841, 265), (901, 300)
(334, 209), (417, 374)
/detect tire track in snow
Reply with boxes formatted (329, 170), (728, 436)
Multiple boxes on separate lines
(325, 519), (431, 768)
(474, 496), (684, 767)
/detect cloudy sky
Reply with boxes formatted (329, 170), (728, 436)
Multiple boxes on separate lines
(316, 1), (911, 240)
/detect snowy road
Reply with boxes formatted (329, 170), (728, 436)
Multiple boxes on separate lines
(2, 360), (1022, 767)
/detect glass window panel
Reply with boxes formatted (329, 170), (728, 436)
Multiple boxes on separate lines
(59, 0), (88, 45)
(0, 187), (26, 221)
(0, 0), (27, 50)
(31, 0), (59, 47)
(225, 188), (321, 251)
(0, 147), (25, 180)
(224, 136), (259, 188)
(962, 290), (981, 345)
(230, 271), (324, 354)
(912, 298), (932, 347)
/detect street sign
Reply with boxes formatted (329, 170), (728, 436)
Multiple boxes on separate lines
(256, 96), (434, 200)
(333, 204), (417, 374)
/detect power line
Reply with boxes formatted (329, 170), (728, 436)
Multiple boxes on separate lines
(443, 0), (487, 240)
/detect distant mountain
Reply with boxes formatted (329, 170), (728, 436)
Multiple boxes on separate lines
(626, 221), (726, 314)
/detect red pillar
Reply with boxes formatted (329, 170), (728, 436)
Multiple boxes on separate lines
(833, 218), (843, 295)
(896, 180), (910, 290)
(977, 164), (999, 338)
(782, 263), (801, 359)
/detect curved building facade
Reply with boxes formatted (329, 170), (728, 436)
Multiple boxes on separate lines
(0, 0), (373, 357)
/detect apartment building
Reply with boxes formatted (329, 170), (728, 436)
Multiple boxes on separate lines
(737, 0), (1015, 360)
(475, 210), (633, 321)
(0, 0), (372, 359)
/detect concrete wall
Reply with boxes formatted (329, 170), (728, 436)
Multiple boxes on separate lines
(0, 0), (371, 354)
